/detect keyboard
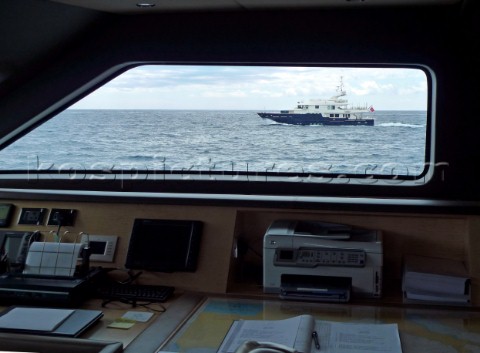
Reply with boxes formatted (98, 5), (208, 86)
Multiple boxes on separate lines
(97, 284), (175, 303)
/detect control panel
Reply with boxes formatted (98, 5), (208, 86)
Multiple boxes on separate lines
(80, 234), (118, 263)
(275, 247), (366, 267)
(0, 204), (14, 228)
(18, 208), (48, 225)
(47, 209), (76, 226)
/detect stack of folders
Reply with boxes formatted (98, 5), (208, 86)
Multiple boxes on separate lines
(402, 255), (471, 306)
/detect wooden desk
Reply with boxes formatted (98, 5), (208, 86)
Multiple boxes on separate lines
(82, 293), (203, 353)
(3, 294), (480, 353)
(80, 298), (165, 347)
(0, 294), (187, 350)
(157, 296), (480, 353)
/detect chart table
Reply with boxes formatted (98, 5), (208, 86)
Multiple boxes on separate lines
(160, 296), (480, 353)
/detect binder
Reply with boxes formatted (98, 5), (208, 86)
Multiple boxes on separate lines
(0, 306), (103, 337)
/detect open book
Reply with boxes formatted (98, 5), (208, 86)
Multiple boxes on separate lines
(217, 315), (402, 353)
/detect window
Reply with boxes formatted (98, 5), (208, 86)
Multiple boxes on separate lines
(0, 65), (431, 187)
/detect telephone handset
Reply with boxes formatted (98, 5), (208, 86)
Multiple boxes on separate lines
(0, 231), (41, 272)
(234, 341), (298, 353)
(15, 231), (41, 267)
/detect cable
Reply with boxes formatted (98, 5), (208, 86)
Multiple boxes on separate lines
(101, 298), (166, 312)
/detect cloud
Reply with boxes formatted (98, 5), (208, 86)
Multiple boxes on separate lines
(72, 65), (428, 110)
(350, 81), (395, 96)
(398, 81), (428, 95)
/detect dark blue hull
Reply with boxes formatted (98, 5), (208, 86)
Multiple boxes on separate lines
(258, 112), (374, 126)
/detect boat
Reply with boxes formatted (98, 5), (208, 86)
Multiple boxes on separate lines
(258, 78), (375, 126)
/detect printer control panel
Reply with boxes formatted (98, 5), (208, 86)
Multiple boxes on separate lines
(275, 248), (366, 267)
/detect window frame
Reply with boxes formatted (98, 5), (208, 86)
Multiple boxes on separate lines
(0, 62), (437, 197)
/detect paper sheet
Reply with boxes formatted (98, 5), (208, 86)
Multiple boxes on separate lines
(315, 321), (402, 353)
(122, 311), (154, 322)
(23, 242), (84, 276)
(216, 315), (402, 353)
(217, 315), (315, 353)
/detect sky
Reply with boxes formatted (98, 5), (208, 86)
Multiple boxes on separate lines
(70, 66), (428, 111)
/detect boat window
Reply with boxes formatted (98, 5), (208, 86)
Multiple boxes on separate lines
(0, 65), (431, 187)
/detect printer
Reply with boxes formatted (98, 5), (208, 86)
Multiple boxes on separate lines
(263, 220), (383, 300)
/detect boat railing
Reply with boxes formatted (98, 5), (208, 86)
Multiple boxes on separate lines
(350, 105), (369, 110)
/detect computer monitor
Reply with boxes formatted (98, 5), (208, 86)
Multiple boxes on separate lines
(125, 219), (203, 272)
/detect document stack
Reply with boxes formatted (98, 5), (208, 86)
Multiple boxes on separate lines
(402, 255), (471, 306)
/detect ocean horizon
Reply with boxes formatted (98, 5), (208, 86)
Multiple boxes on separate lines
(0, 109), (428, 177)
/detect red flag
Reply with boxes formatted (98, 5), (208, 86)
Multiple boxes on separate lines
(369, 106), (375, 112)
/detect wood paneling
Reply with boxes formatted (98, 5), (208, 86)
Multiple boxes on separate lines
(1, 199), (476, 304)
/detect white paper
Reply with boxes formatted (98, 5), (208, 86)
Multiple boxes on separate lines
(0, 307), (74, 332)
(122, 311), (154, 322)
(403, 255), (469, 296)
(217, 315), (314, 353)
(217, 316), (402, 353)
(23, 242), (84, 276)
(315, 321), (402, 353)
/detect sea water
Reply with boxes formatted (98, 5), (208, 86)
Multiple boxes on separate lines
(0, 110), (427, 176)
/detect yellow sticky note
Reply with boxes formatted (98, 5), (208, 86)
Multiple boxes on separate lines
(107, 318), (136, 329)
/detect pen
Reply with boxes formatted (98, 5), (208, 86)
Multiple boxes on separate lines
(312, 330), (320, 350)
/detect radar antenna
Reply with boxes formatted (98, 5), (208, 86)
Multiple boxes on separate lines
(337, 76), (346, 96)
(332, 76), (347, 99)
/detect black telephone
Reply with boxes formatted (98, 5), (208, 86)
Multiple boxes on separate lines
(0, 231), (41, 273)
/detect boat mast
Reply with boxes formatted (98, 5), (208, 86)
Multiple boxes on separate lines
(333, 76), (346, 99)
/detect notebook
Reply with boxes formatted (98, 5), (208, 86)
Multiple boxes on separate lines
(0, 306), (103, 337)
